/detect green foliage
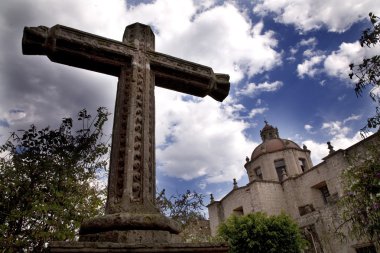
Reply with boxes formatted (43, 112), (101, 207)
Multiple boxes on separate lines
(0, 108), (110, 252)
(349, 13), (380, 131)
(339, 144), (380, 242)
(218, 212), (307, 253)
(156, 189), (206, 225)
(156, 189), (208, 242)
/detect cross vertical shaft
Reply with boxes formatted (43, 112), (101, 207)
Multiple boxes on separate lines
(106, 24), (156, 214)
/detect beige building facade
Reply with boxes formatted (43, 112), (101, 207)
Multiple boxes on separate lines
(208, 122), (379, 253)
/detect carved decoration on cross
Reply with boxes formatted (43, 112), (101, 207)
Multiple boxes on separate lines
(22, 23), (230, 241)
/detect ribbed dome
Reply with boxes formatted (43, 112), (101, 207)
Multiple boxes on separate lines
(251, 138), (302, 160)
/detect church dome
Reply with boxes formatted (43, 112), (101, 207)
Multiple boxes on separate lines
(251, 122), (302, 160)
(251, 138), (302, 160)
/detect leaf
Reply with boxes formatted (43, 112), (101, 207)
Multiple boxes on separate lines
(0, 108), (109, 251)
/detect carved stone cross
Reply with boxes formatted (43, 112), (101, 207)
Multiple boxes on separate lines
(22, 23), (230, 243)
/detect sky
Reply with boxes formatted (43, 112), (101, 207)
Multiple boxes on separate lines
(1, 0), (380, 205)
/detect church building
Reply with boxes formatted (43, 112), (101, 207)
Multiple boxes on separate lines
(208, 122), (379, 253)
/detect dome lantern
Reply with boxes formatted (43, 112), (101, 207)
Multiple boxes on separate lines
(260, 121), (279, 141)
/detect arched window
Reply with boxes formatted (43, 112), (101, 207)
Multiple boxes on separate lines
(298, 158), (307, 172)
(254, 167), (263, 180)
(274, 159), (286, 181)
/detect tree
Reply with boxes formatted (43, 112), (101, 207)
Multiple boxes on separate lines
(339, 144), (380, 242)
(217, 212), (307, 253)
(0, 108), (110, 252)
(156, 189), (208, 242)
(349, 12), (380, 131)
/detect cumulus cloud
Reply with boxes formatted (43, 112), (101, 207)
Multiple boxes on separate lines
(297, 55), (326, 78)
(253, 0), (380, 33)
(156, 89), (256, 183)
(322, 121), (351, 137)
(371, 86), (380, 100)
(294, 36), (380, 82)
(324, 42), (380, 82)
(299, 37), (317, 47)
(304, 124), (315, 134)
(0, 0), (282, 185)
(343, 114), (361, 124)
(249, 107), (268, 118)
(303, 132), (363, 165)
(291, 36), (328, 79)
(288, 37), (317, 62)
(237, 81), (283, 96)
(124, 1), (281, 82)
(302, 114), (365, 164)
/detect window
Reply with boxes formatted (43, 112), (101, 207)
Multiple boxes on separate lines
(274, 159), (286, 181)
(255, 167), (263, 180)
(298, 204), (315, 216)
(319, 185), (330, 204)
(233, 206), (244, 216)
(298, 158), (307, 172)
(355, 245), (377, 253)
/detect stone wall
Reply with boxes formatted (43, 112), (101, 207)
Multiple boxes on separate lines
(208, 132), (380, 252)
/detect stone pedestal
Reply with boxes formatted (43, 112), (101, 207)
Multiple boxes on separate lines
(78, 213), (181, 243)
(49, 242), (229, 253)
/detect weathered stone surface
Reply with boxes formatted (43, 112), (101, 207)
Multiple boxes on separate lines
(79, 213), (181, 235)
(49, 241), (229, 253)
(22, 22), (230, 245)
(208, 123), (380, 253)
(79, 230), (181, 244)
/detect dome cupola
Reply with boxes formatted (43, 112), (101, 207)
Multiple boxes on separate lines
(260, 121), (279, 141)
(245, 122), (313, 182)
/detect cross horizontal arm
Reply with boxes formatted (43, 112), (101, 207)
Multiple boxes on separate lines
(22, 25), (136, 77)
(149, 52), (230, 102)
(22, 24), (230, 101)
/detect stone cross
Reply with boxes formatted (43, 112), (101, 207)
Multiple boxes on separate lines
(22, 23), (230, 243)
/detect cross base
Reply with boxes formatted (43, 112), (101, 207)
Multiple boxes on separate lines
(79, 213), (181, 243)
(49, 241), (229, 252)
(79, 230), (181, 244)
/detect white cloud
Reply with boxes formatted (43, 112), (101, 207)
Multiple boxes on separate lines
(156, 89), (256, 183)
(238, 81), (283, 96)
(290, 48), (298, 55)
(249, 107), (268, 117)
(123, 1), (281, 83)
(288, 37), (317, 62)
(297, 55), (326, 78)
(343, 114), (361, 124)
(338, 95), (346, 101)
(299, 37), (317, 47)
(304, 124), (313, 132)
(303, 114), (365, 164)
(253, 0), (380, 33)
(321, 121), (351, 137)
(286, 56), (296, 62)
(0, 0), (281, 185)
(324, 42), (380, 82)
(198, 181), (207, 190)
(303, 132), (363, 165)
(303, 49), (316, 57)
(371, 86), (380, 101)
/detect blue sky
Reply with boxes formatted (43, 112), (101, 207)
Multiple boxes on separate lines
(1, 0), (380, 206)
